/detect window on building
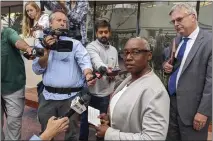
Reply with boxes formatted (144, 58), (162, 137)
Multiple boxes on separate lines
(1, 5), (23, 34)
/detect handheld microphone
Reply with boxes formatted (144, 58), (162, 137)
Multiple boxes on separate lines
(23, 47), (44, 60)
(86, 66), (107, 82)
(43, 28), (72, 37)
(86, 66), (121, 83)
(61, 92), (91, 118)
(98, 66), (108, 75)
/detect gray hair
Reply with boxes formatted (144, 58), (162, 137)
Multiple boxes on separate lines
(169, 2), (197, 19)
(49, 11), (69, 28)
(135, 37), (151, 50)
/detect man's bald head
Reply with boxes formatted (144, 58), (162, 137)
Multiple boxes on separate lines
(126, 37), (150, 50)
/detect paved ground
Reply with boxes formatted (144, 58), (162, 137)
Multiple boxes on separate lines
(20, 106), (97, 140)
(2, 87), (97, 140)
(3, 85), (212, 141)
(2, 105), (212, 140)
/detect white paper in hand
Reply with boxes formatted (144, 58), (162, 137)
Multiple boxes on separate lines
(88, 106), (101, 126)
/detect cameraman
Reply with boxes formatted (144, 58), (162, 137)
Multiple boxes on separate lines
(32, 10), (95, 141)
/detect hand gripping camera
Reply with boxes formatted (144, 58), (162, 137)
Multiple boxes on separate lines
(42, 28), (74, 52)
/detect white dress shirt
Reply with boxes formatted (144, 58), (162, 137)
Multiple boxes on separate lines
(175, 26), (200, 88)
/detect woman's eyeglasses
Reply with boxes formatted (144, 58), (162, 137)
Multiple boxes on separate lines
(123, 49), (151, 57)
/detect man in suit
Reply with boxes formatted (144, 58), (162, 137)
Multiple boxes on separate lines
(163, 3), (212, 140)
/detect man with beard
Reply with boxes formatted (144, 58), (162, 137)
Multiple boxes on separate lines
(79, 20), (119, 141)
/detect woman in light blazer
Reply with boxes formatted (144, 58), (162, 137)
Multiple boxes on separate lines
(95, 37), (170, 140)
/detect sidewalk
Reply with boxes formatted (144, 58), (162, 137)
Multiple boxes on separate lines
(4, 84), (212, 140)
(2, 105), (212, 140)
(21, 106), (97, 140)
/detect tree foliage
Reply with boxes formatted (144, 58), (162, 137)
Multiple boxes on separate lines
(1, 13), (23, 34)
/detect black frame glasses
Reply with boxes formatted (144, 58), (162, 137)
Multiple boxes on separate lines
(122, 49), (151, 57)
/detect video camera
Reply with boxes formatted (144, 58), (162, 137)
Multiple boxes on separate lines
(23, 27), (77, 59)
(43, 28), (73, 52)
(61, 88), (91, 118)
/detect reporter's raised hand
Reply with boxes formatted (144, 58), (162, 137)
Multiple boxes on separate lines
(39, 116), (69, 141)
(86, 73), (96, 86)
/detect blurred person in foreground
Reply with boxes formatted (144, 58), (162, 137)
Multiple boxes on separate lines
(1, 22), (34, 140)
(30, 116), (69, 141)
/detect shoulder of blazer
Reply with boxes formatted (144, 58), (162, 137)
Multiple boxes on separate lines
(200, 29), (212, 41)
(198, 29), (212, 52)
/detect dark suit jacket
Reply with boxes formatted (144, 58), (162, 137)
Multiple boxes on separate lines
(168, 29), (212, 125)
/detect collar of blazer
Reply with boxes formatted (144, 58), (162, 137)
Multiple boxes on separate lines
(111, 69), (153, 98)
